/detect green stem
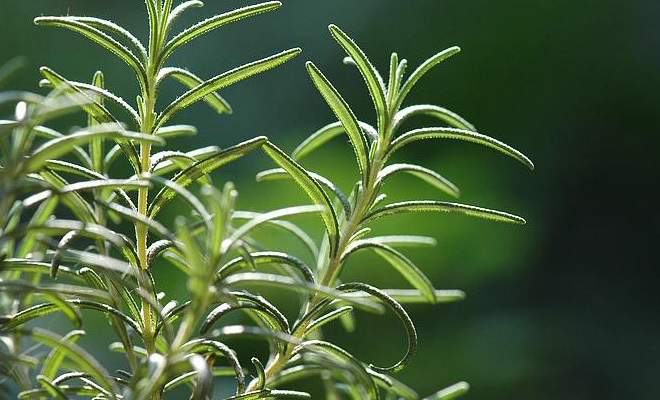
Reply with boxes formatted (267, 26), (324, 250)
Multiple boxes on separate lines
(247, 146), (389, 392)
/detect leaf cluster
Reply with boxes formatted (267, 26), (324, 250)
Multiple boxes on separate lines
(1, 1), (532, 399)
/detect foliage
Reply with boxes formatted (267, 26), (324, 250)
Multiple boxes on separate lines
(0, 1), (532, 399)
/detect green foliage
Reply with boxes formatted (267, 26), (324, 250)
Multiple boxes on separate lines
(0, 1), (532, 399)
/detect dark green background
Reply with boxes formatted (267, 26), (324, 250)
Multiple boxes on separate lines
(1, 0), (658, 399)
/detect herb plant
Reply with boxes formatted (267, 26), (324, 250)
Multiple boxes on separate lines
(0, 1), (533, 399)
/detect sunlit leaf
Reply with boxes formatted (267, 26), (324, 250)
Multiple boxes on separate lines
(161, 1), (282, 62)
(363, 200), (527, 225)
(329, 24), (388, 133)
(306, 61), (370, 178)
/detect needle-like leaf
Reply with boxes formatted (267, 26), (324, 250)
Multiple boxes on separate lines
(261, 141), (340, 255)
(34, 17), (147, 88)
(329, 24), (388, 133)
(377, 163), (460, 198)
(364, 200), (527, 225)
(148, 136), (266, 218)
(387, 127), (535, 170)
(161, 1), (283, 62)
(306, 62), (370, 178)
(157, 48), (300, 128)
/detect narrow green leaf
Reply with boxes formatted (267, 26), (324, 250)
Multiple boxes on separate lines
(157, 67), (231, 114)
(345, 289), (465, 304)
(154, 124), (197, 138)
(422, 382), (469, 400)
(167, 1), (204, 27)
(161, 1), (282, 61)
(27, 329), (118, 398)
(368, 235), (437, 247)
(387, 52), (399, 106)
(0, 283), (82, 330)
(305, 61), (370, 178)
(40, 77), (141, 126)
(257, 168), (351, 217)
(343, 241), (436, 303)
(219, 251), (315, 283)
(232, 211), (319, 259)
(395, 46), (461, 110)
(42, 331), (85, 380)
(181, 339), (245, 395)
(157, 48), (300, 127)
(261, 141), (339, 254)
(393, 104), (476, 132)
(148, 136), (266, 218)
(36, 375), (69, 400)
(201, 300), (289, 336)
(27, 124), (161, 173)
(34, 17), (147, 87)
(0, 259), (81, 281)
(147, 175), (211, 222)
(377, 163), (460, 198)
(97, 200), (173, 239)
(291, 121), (377, 161)
(150, 145), (219, 176)
(293, 340), (377, 399)
(59, 179), (149, 194)
(222, 389), (311, 399)
(387, 127), (534, 170)
(149, 150), (212, 184)
(224, 206), (323, 253)
(306, 306), (353, 335)
(363, 200), (527, 225)
(65, 17), (148, 59)
(329, 24), (388, 132)
(251, 357), (266, 390)
(337, 282), (417, 373)
(224, 273), (383, 314)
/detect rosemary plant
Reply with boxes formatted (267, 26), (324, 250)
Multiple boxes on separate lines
(0, 1), (533, 399)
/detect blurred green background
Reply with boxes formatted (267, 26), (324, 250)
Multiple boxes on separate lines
(2, 0), (659, 399)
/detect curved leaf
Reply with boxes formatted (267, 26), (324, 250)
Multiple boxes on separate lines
(363, 200), (527, 225)
(148, 136), (266, 218)
(306, 61), (370, 178)
(387, 127), (534, 170)
(342, 241), (436, 303)
(40, 77), (141, 126)
(293, 340), (378, 399)
(167, 1), (204, 27)
(157, 67), (231, 114)
(25, 328), (119, 399)
(337, 282), (416, 374)
(329, 24), (388, 133)
(261, 141), (339, 255)
(223, 273), (383, 314)
(291, 121), (377, 161)
(219, 251), (315, 283)
(422, 382), (469, 400)
(393, 104), (475, 132)
(395, 46), (461, 110)
(161, 1), (283, 62)
(224, 205), (323, 253)
(65, 16), (147, 59)
(154, 124), (197, 138)
(256, 168), (351, 218)
(157, 48), (300, 127)
(377, 163), (460, 198)
(200, 300), (289, 336)
(305, 306), (353, 335)
(34, 17), (147, 87)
